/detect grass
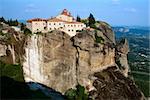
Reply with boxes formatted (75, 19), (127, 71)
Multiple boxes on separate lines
(134, 79), (150, 97)
(130, 72), (150, 97)
(0, 61), (24, 82)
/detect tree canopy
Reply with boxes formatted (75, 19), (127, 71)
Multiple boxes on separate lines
(0, 17), (18, 26)
(88, 13), (96, 27)
(76, 15), (81, 22)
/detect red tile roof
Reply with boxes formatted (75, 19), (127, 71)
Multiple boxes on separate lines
(27, 18), (46, 23)
(61, 9), (72, 17)
(47, 18), (65, 22)
(65, 21), (84, 24)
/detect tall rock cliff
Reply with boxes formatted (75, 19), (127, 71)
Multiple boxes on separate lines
(23, 30), (116, 93)
(0, 22), (144, 99)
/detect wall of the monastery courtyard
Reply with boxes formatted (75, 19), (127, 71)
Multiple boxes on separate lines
(56, 15), (73, 22)
(47, 22), (64, 31)
(63, 23), (86, 36)
(31, 21), (47, 33)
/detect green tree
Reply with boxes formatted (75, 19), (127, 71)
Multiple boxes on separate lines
(24, 28), (32, 35)
(20, 23), (25, 31)
(0, 17), (6, 23)
(64, 84), (88, 100)
(88, 13), (96, 27)
(76, 15), (81, 22)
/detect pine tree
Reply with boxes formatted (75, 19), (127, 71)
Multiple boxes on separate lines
(0, 17), (6, 23)
(21, 23), (25, 31)
(88, 13), (96, 27)
(76, 15), (81, 22)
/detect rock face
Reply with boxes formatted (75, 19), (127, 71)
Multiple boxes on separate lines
(116, 38), (129, 77)
(95, 21), (116, 44)
(0, 22), (144, 99)
(89, 66), (145, 100)
(23, 30), (116, 93)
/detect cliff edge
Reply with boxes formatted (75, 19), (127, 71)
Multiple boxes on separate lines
(0, 21), (145, 99)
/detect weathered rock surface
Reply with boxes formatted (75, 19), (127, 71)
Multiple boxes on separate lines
(116, 38), (129, 77)
(23, 30), (116, 93)
(95, 21), (116, 44)
(89, 66), (145, 100)
(0, 22), (144, 99)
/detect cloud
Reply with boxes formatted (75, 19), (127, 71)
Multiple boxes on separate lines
(124, 8), (137, 13)
(112, 0), (120, 5)
(25, 4), (40, 13)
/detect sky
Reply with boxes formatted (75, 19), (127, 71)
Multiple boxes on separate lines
(0, 0), (149, 26)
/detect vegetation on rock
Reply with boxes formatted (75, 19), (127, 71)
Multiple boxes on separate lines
(88, 13), (96, 28)
(65, 84), (88, 100)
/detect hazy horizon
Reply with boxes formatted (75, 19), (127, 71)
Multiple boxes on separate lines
(1, 0), (149, 26)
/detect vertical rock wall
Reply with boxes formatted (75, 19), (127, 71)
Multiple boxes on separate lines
(22, 30), (116, 93)
(23, 35), (44, 83)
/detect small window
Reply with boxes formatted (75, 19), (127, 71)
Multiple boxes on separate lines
(49, 23), (51, 25)
(59, 23), (61, 25)
(81, 25), (83, 27)
(68, 25), (70, 27)
(49, 28), (51, 30)
(72, 29), (74, 32)
(68, 29), (70, 32)
(78, 25), (80, 27)
(71, 25), (73, 27)
(74, 25), (76, 27)
(64, 25), (65, 27)
(54, 23), (56, 25)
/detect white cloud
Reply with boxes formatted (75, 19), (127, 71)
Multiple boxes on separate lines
(25, 4), (40, 13)
(124, 8), (137, 13)
(112, 0), (120, 5)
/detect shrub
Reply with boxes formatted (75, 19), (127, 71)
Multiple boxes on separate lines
(95, 32), (104, 44)
(64, 84), (88, 100)
(24, 28), (32, 36)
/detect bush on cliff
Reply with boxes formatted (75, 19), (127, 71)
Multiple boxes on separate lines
(24, 28), (32, 36)
(64, 84), (88, 100)
(95, 32), (104, 44)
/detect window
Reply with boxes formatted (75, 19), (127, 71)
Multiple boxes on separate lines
(49, 28), (51, 30)
(64, 25), (65, 27)
(68, 29), (70, 32)
(71, 25), (73, 27)
(54, 23), (56, 25)
(59, 23), (61, 25)
(74, 25), (76, 27)
(49, 23), (51, 25)
(68, 25), (70, 27)
(72, 29), (74, 32)
(81, 25), (83, 27)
